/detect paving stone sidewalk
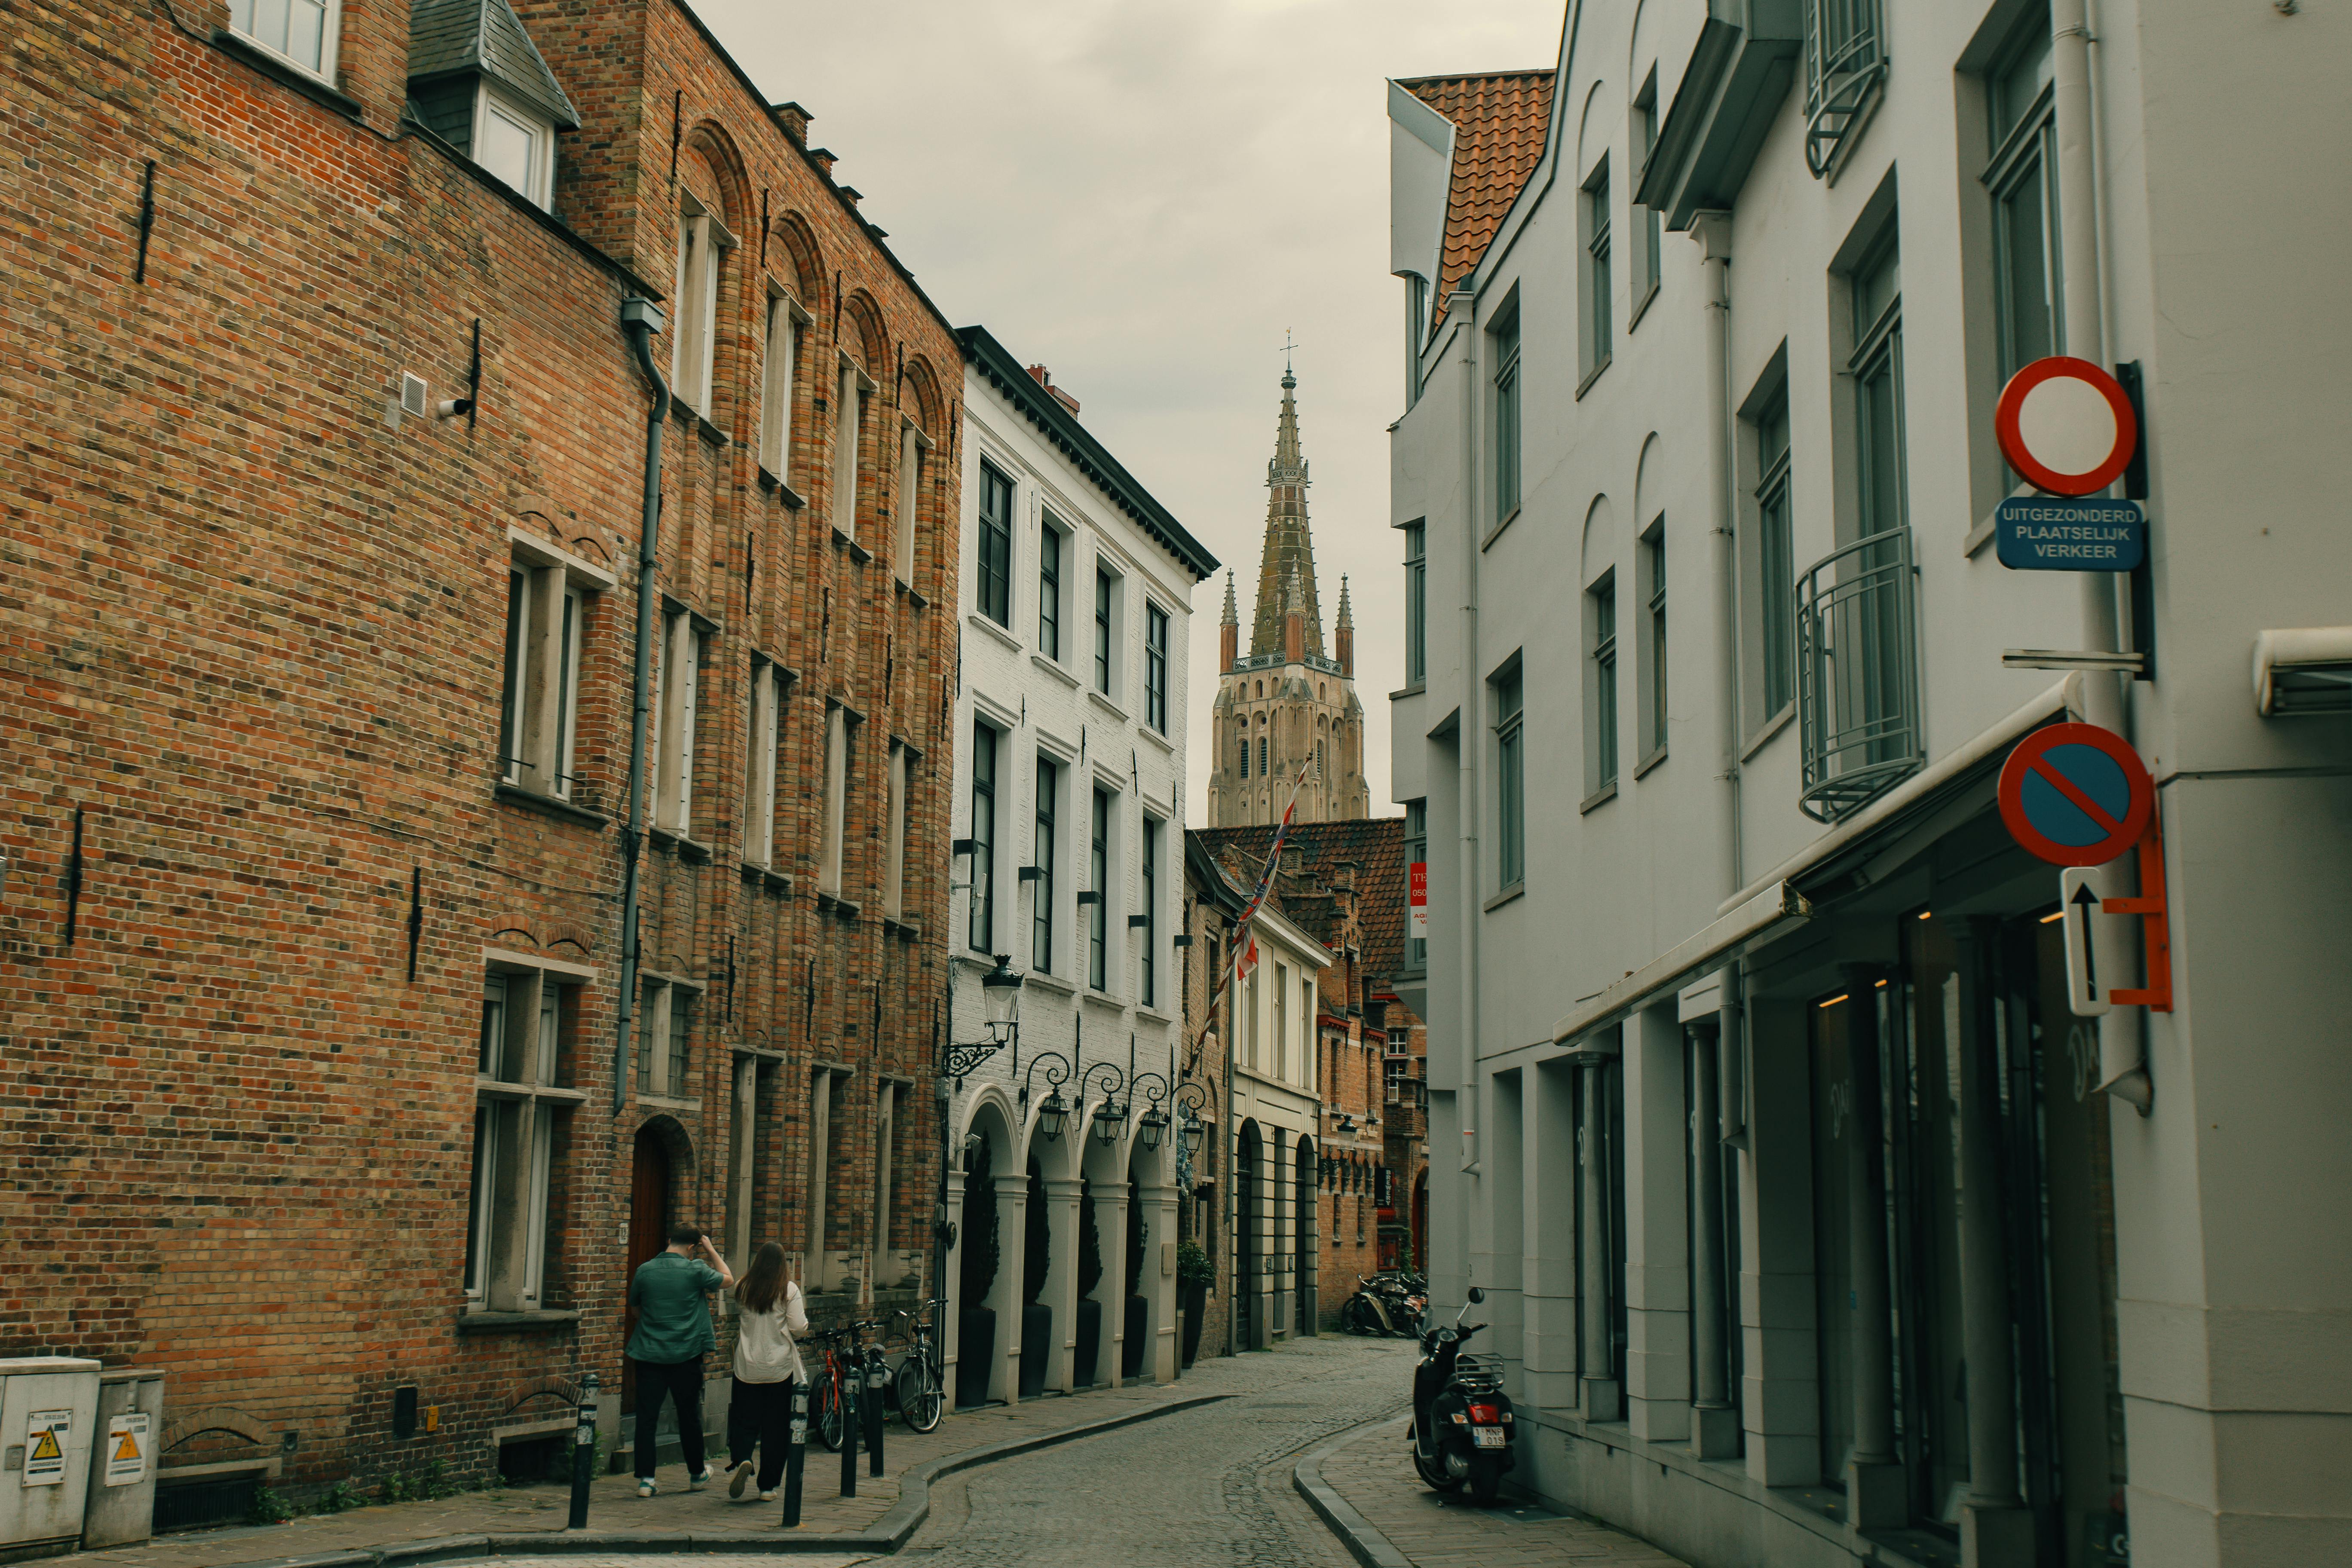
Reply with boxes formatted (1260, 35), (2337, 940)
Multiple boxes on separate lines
(1311, 1415), (1690, 1568)
(74, 1350), (1340, 1568)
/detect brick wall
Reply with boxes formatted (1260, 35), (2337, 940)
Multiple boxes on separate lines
(0, 0), (957, 1496)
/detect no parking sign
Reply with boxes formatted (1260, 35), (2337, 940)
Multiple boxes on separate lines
(1997, 723), (2152, 867)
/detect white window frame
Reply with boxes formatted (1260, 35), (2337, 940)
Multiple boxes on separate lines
(819, 701), (849, 897)
(472, 81), (556, 209)
(1093, 560), (1125, 701)
(894, 419), (930, 585)
(500, 533), (608, 801)
(884, 739), (909, 917)
(653, 609), (703, 837)
(833, 354), (877, 542)
(635, 972), (706, 1100)
(758, 291), (810, 480)
(671, 194), (733, 413)
(227, 0), (341, 82)
(467, 954), (593, 1313)
(744, 658), (783, 867)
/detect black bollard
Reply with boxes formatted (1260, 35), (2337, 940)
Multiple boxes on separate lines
(780, 1382), (807, 1528)
(864, 1348), (887, 1477)
(567, 1370), (599, 1531)
(838, 1363), (858, 1498)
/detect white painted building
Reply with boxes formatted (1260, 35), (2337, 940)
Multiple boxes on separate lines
(939, 327), (1219, 1404)
(1387, 4), (2351, 1566)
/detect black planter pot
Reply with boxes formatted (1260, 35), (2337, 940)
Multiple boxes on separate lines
(1018, 1301), (1053, 1399)
(1122, 1294), (1149, 1378)
(956, 1308), (996, 1409)
(1179, 1281), (1208, 1369)
(1072, 1296), (1103, 1388)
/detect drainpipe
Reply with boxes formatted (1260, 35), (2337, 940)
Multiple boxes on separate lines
(2052, 0), (2151, 1109)
(1450, 290), (1482, 1179)
(1691, 211), (1741, 894)
(613, 297), (671, 1113)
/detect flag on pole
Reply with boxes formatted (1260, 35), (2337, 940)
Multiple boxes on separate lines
(1193, 759), (1314, 1054)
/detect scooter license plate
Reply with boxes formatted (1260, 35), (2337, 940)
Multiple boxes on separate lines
(1471, 1426), (1506, 1449)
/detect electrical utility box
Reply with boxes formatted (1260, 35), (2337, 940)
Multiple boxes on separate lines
(0, 1357), (103, 1556)
(83, 1368), (165, 1549)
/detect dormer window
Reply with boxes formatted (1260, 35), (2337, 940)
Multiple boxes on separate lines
(473, 83), (554, 207)
(406, 0), (580, 213)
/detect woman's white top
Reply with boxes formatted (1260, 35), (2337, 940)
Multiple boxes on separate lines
(731, 1280), (808, 1384)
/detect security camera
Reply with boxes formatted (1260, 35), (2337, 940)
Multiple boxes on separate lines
(435, 398), (474, 420)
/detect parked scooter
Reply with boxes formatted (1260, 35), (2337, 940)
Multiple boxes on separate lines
(1342, 1276), (1404, 1336)
(1342, 1274), (1428, 1338)
(1408, 1286), (1515, 1504)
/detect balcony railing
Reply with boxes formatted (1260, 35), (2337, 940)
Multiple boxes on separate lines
(1804, 0), (1887, 178)
(1795, 527), (1922, 822)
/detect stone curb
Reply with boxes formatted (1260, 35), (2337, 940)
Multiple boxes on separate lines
(1291, 1412), (1415, 1568)
(189, 1393), (1232, 1568)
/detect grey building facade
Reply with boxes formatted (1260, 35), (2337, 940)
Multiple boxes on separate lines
(1386, 4), (2351, 1566)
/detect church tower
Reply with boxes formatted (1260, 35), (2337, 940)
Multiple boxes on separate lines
(1207, 368), (1371, 827)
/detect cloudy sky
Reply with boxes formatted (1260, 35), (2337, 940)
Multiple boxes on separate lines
(701, 0), (1565, 824)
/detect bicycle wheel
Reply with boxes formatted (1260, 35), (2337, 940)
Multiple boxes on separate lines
(896, 1351), (943, 1433)
(812, 1368), (845, 1452)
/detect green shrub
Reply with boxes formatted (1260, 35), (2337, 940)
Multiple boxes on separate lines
(1176, 1240), (1215, 1291)
(317, 1479), (364, 1513)
(250, 1485), (295, 1525)
(381, 1472), (412, 1504)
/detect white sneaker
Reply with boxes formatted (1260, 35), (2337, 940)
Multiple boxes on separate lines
(637, 1478), (657, 1498)
(728, 1460), (754, 1499)
(688, 1468), (712, 1491)
(756, 1489), (776, 1503)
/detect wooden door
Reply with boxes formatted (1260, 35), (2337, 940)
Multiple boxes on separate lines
(623, 1126), (671, 1412)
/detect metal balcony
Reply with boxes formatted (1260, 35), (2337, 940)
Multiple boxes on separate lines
(1795, 527), (1922, 822)
(1804, 0), (1888, 178)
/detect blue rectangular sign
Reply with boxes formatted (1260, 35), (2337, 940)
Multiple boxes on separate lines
(1995, 497), (2146, 572)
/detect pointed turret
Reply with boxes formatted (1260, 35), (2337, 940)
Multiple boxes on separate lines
(1335, 574), (1354, 677)
(1219, 570), (1238, 673)
(1249, 369), (1325, 660)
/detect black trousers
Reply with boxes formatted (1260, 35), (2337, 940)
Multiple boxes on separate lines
(631, 1356), (705, 1479)
(726, 1376), (797, 1491)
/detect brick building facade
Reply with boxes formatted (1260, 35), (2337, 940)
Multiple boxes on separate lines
(1194, 819), (1424, 1330)
(2, 0), (958, 1504)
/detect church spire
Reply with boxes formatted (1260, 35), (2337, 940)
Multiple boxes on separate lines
(1249, 367), (1324, 661)
(1218, 570), (1239, 673)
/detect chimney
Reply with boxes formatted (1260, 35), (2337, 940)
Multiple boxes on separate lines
(809, 147), (838, 178)
(1026, 364), (1081, 415)
(770, 101), (812, 147)
(838, 186), (862, 208)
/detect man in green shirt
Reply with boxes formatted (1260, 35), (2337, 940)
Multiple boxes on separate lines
(628, 1224), (734, 1496)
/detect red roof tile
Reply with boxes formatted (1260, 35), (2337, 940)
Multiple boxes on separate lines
(1400, 70), (1557, 329)
(1194, 818), (1411, 980)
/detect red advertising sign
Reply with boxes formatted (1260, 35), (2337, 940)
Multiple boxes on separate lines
(1409, 861), (1427, 938)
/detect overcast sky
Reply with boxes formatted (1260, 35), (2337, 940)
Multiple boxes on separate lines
(701, 0), (1565, 825)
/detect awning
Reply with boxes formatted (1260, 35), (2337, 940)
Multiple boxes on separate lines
(1551, 880), (1810, 1046)
(1715, 678), (2073, 917)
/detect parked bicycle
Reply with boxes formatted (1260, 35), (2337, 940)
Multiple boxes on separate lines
(805, 1322), (874, 1453)
(891, 1298), (944, 1433)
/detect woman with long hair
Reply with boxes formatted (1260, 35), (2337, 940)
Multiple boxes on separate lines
(724, 1241), (807, 1501)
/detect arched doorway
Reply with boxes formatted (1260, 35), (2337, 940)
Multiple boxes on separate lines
(623, 1123), (676, 1414)
(1295, 1136), (1318, 1335)
(1235, 1121), (1262, 1351)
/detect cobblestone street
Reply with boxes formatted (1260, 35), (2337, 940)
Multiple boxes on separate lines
(905, 1334), (1410, 1568)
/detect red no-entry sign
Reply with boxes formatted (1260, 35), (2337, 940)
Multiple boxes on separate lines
(1997, 723), (2153, 867)
(1995, 357), (2138, 497)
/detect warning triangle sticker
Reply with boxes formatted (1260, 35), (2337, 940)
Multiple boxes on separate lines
(29, 1430), (62, 1462)
(113, 1432), (140, 1461)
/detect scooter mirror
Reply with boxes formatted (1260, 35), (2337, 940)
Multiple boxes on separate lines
(1467, 1286), (1485, 1304)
